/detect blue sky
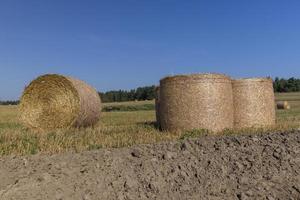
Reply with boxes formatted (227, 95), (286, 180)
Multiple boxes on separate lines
(1, 0), (300, 100)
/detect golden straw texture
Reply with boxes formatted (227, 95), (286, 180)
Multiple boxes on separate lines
(277, 101), (290, 110)
(155, 86), (160, 127)
(159, 73), (234, 132)
(233, 78), (275, 129)
(20, 74), (101, 131)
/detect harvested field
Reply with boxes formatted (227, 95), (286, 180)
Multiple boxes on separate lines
(0, 92), (300, 155)
(0, 131), (299, 199)
(0, 93), (299, 199)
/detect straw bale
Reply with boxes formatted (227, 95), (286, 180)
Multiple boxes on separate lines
(19, 74), (101, 130)
(233, 78), (275, 129)
(155, 86), (160, 126)
(276, 101), (290, 110)
(159, 73), (234, 132)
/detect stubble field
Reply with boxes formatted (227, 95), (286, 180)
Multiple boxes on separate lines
(0, 92), (299, 156)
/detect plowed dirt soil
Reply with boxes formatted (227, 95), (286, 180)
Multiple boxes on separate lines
(0, 131), (300, 200)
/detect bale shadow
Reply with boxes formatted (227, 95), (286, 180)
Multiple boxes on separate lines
(137, 121), (161, 130)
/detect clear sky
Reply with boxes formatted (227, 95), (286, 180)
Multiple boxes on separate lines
(1, 0), (300, 100)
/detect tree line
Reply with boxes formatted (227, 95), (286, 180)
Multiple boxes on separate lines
(0, 100), (19, 105)
(98, 77), (300, 102)
(0, 77), (299, 104)
(99, 85), (156, 103)
(273, 77), (300, 92)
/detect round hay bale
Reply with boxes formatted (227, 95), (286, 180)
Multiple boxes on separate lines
(155, 86), (160, 127)
(20, 74), (101, 130)
(233, 78), (275, 129)
(159, 73), (234, 132)
(277, 101), (291, 110)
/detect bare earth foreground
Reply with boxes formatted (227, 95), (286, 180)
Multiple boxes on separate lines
(0, 131), (300, 200)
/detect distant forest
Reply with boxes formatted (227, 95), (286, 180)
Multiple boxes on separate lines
(0, 77), (299, 104)
(99, 85), (156, 103)
(99, 77), (300, 102)
(0, 100), (19, 105)
(273, 77), (300, 92)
